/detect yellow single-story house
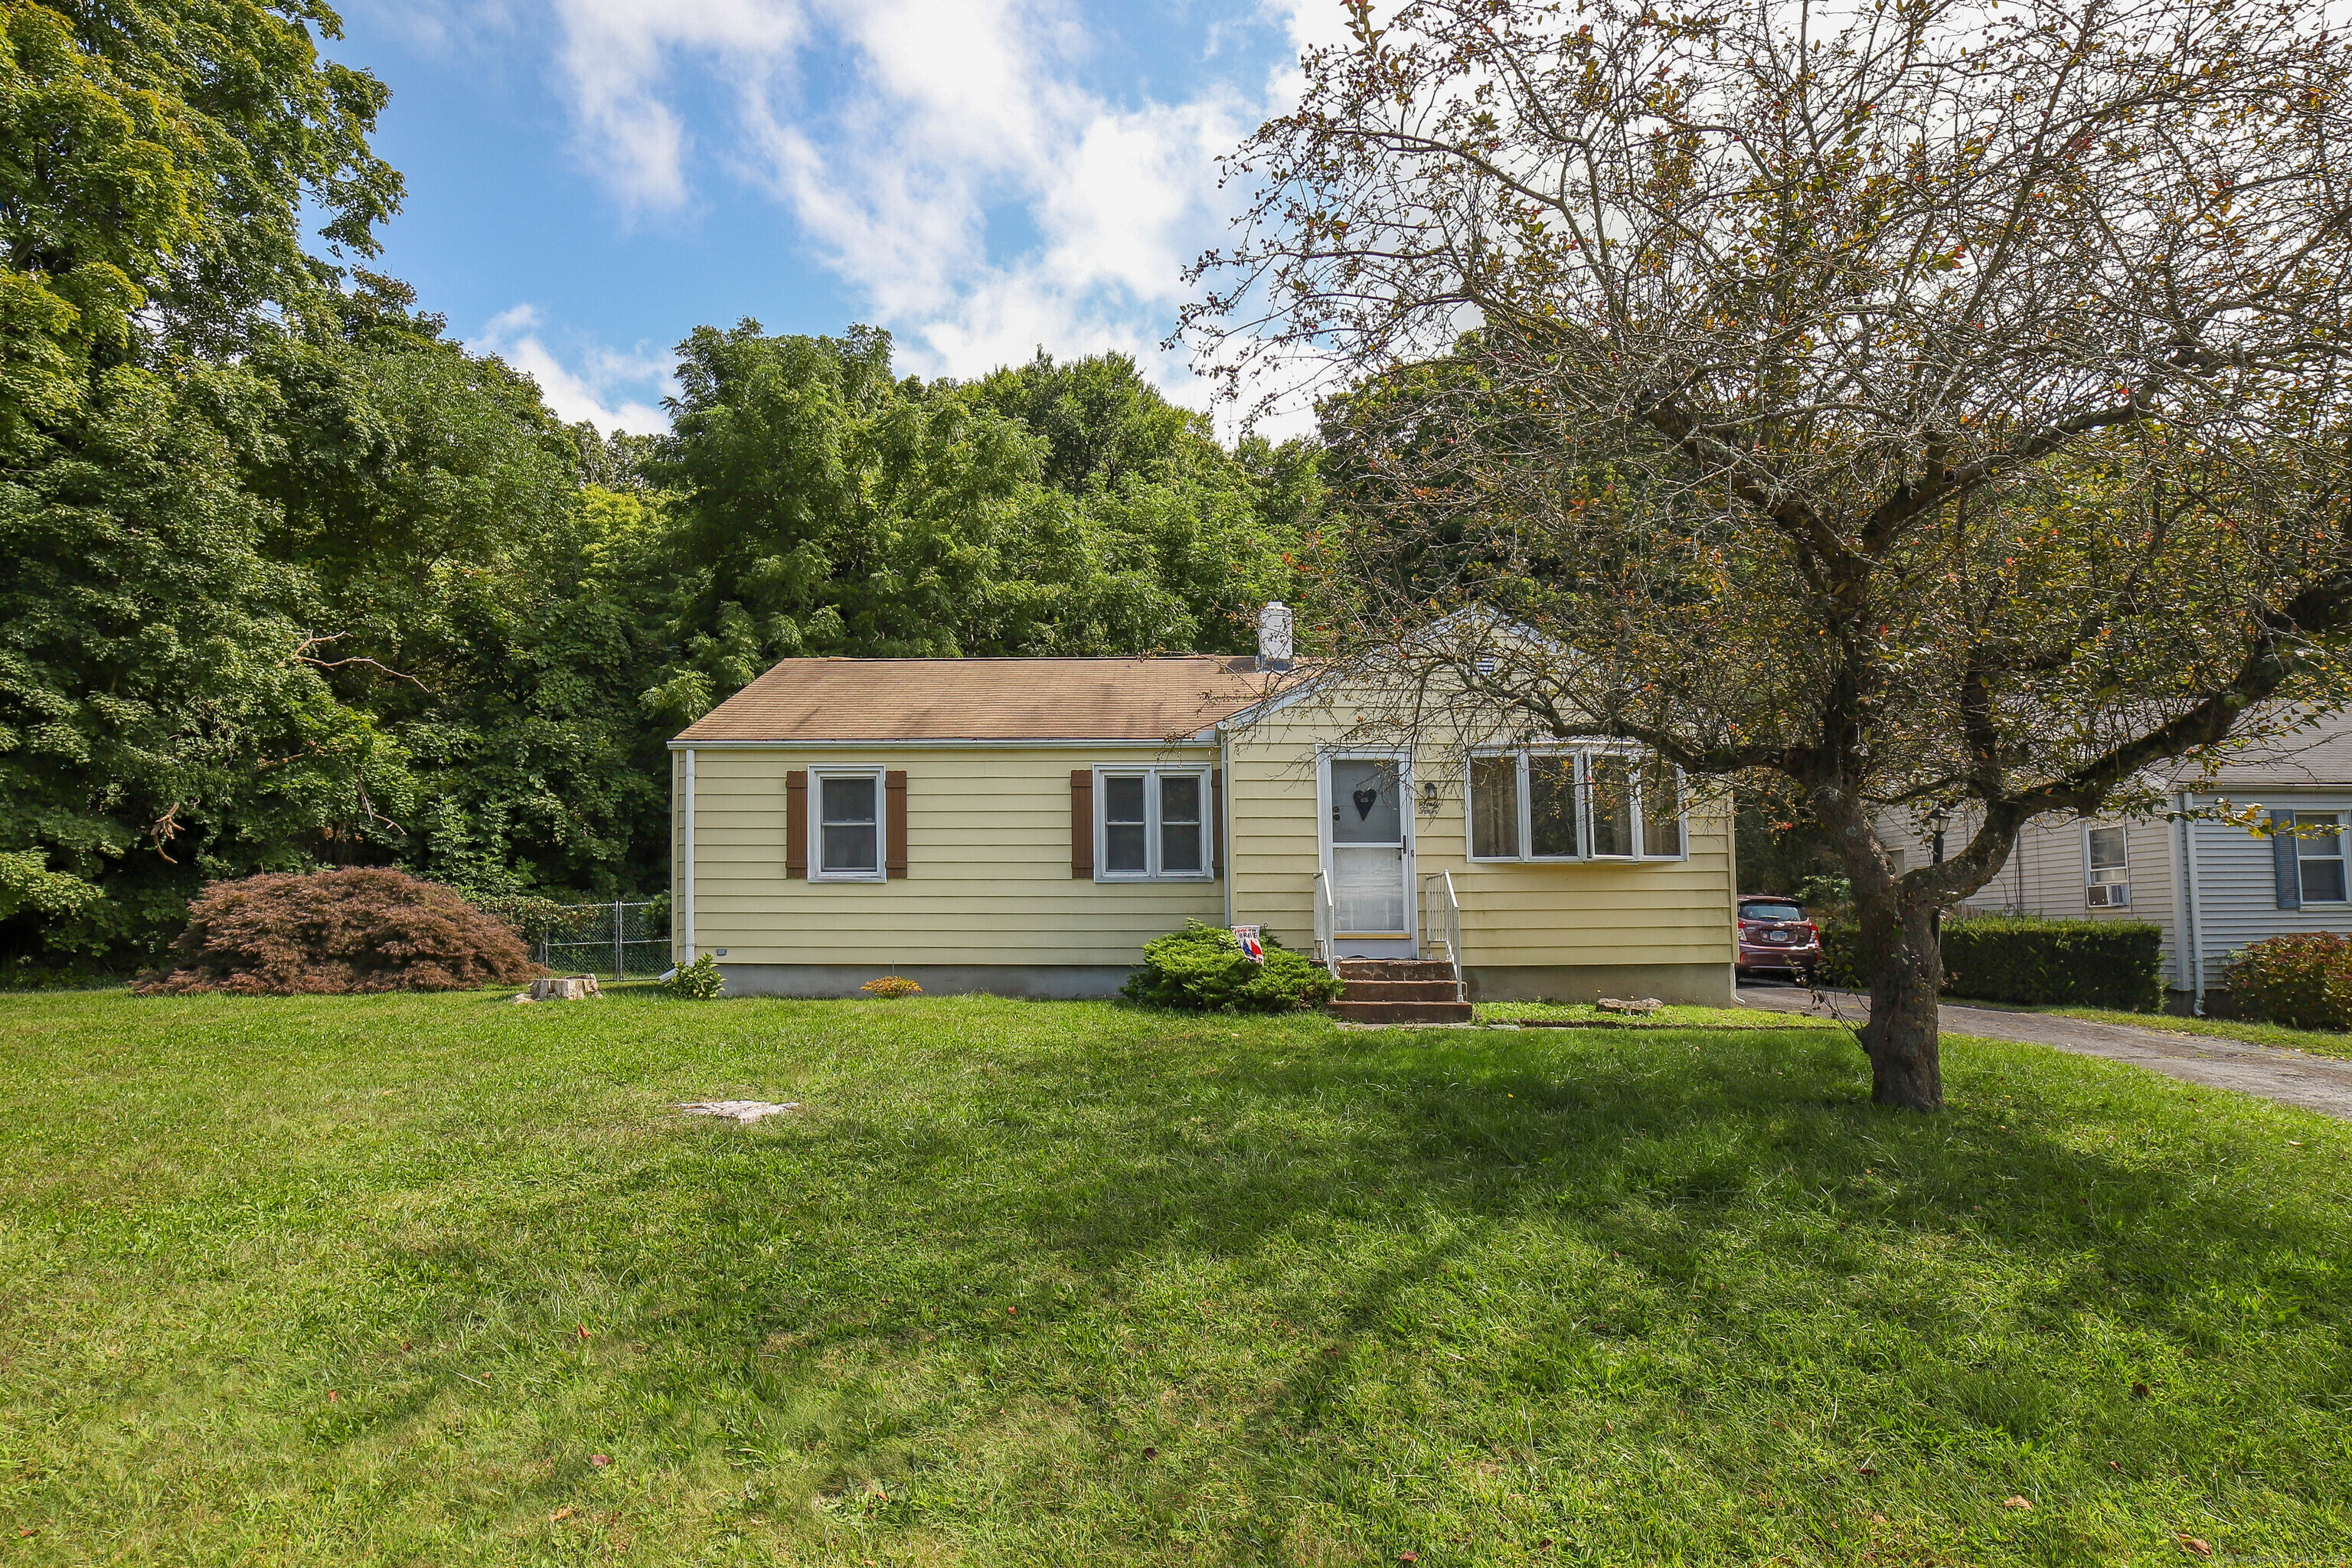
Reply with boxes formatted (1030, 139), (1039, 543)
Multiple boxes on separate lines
(668, 610), (1738, 1002)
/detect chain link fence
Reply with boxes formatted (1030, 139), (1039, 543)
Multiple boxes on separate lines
(535, 900), (671, 981)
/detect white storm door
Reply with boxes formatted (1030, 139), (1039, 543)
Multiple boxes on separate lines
(1325, 756), (1412, 936)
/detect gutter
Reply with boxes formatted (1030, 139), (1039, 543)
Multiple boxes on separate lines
(2177, 789), (2203, 1015)
(665, 737), (1214, 752)
(1220, 725), (1234, 929)
(682, 748), (697, 964)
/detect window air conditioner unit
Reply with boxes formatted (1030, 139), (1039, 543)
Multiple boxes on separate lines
(2086, 883), (2132, 908)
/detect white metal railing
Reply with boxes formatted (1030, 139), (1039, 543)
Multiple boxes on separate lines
(1420, 871), (1462, 980)
(1312, 867), (1338, 972)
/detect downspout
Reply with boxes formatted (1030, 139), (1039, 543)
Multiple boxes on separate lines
(1219, 725), (1234, 929)
(682, 747), (697, 964)
(2177, 789), (2203, 1015)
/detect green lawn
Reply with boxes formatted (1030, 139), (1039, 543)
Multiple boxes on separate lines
(3, 991), (2349, 1565)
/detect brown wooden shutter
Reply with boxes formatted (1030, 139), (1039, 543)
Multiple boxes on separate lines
(786, 769), (808, 878)
(1211, 767), (1225, 876)
(886, 770), (908, 878)
(1070, 769), (1094, 878)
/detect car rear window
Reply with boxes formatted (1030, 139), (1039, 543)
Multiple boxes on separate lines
(1740, 901), (1805, 923)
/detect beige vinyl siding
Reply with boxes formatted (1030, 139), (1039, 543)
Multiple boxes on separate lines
(676, 745), (1222, 967)
(1223, 703), (1736, 969)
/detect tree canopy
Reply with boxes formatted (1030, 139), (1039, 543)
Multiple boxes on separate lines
(0, 1), (1321, 975)
(1192, 0), (2352, 1108)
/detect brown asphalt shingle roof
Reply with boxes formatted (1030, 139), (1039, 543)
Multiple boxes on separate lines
(674, 656), (1304, 743)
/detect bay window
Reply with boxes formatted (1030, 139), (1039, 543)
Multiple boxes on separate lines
(1466, 749), (1687, 862)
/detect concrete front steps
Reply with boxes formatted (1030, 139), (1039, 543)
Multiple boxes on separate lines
(1328, 958), (1472, 1024)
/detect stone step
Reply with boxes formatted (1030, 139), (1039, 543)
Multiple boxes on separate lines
(1337, 978), (1465, 1003)
(1334, 959), (1459, 983)
(1328, 999), (1477, 1024)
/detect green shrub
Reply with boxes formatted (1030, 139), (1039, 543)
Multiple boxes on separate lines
(2223, 934), (2352, 1031)
(1815, 919), (1865, 989)
(464, 892), (594, 946)
(664, 953), (724, 1000)
(1815, 915), (2164, 1010)
(1943, 916), (2164, 1010)
(1122, 921), (1344, 1013)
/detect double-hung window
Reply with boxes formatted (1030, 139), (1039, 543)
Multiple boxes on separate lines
(2085, 825), (2129, 906)
(811, 767), (886, 880)
(1098, 768), (1210, 879)
(1468, 750), (1685, 862)
(2293, 812), (2348, 903)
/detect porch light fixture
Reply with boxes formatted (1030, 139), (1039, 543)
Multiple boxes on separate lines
(1419, 779), (1442, 815)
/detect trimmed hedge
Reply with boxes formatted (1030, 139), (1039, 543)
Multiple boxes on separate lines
(2223, 934), (2352, 1031)
(1816, 915), (2165, 1011)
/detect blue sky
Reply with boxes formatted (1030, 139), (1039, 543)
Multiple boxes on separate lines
(328, 0), (1347, 434)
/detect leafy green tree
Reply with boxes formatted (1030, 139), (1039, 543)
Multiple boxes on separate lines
(972, 350), (1227, 493)
(0, 362), (403, 961)
(0, 0), (399, 443)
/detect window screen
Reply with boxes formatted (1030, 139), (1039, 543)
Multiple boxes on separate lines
(2086, 826), (2128, 884)
(1103, 775), (1148, 874)
(1097, 769), (1207, 878)
(1529, 755), (1579, 858)
(1159, 774), (1203, 873)
(2299, 813), (2347, 903)
(1469, 755), (1520, 859)
(818, 775), (879, 874)
(1589, 753), (1635, 858)
(1640, 766), (1683, 858)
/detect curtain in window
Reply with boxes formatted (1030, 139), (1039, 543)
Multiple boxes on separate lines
(1470, 755), (1520, 858)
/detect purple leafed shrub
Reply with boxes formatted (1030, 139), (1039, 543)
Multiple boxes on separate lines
(135, 869), (540, 995)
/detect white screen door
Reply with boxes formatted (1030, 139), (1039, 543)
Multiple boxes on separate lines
(1327, 756), (1410, 935)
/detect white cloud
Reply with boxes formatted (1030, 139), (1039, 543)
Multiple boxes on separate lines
(479, 303), (675, 433)
(541, 0), (1319, 420)
(548, 0), (805, 211)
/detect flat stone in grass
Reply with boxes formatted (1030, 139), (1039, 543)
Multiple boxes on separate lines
(677, 1100), (802, 1123)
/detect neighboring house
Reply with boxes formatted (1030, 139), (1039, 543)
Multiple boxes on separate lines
(1877, 715), (2352, 1009)
(668, 609), (1739, 1002)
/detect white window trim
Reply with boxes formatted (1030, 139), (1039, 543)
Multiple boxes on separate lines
(808, 765), (888, 882)
(1463, 746), (1688, 864)
(1094, 766), (1214, 882)
(2297, 811), (2349, 906)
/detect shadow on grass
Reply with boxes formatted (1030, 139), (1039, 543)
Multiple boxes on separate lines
(573, 1012), (2350, 1536)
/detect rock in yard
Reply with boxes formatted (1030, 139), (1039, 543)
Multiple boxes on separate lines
(678, 1100), (802, 1123)
(1597, 996), (1665, 1015)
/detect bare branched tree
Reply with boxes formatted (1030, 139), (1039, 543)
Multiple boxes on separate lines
(1187, 0), (2352, 1109)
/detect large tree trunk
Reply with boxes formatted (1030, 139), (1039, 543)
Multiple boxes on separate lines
(1855, 900), (1945, 1111)
(1818, 787), (1947, 1111)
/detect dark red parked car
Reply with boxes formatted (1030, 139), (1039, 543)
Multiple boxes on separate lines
(1736, 895), (1821, 982)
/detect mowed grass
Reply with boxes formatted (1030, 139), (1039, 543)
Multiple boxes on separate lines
(2, 993), (2349, 1566)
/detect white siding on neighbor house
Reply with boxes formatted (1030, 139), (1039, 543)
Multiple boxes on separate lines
(671, 743), (1224, 969)
(2181, 791), (2352, 992)
(1875, 805), (2189, 984)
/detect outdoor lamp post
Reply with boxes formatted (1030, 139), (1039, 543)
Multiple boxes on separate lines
(1927, 807), (1952, 942)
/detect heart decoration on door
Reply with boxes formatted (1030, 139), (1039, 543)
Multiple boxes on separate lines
(1351, 786), (1380, 820)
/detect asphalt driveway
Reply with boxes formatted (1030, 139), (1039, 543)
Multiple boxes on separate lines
(1737, 984), (2352, 1121)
